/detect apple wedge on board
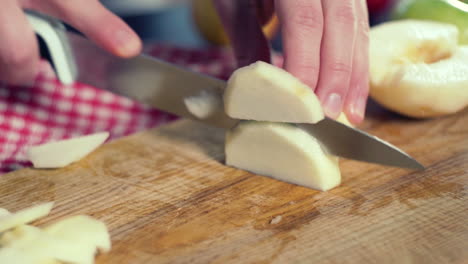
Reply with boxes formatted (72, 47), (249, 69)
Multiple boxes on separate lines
(226, 121), (341, 191)
(0, 203), (111, 264)
(27, 132), (109, 169)
(224, 62), (349, 191)
(0, 202), (54, 233)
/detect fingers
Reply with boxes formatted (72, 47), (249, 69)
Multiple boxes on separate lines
(0, 0), (40, 85)
(255, 0), (275, 25)
(315, 0), (357, 119)
(343, 0), (370, 124)
(214, 0), (271, 67)
(275, 0), (323, 90)
(24, 0), (142, 58)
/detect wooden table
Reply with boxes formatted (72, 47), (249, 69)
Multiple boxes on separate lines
(1, 103), (467, 263)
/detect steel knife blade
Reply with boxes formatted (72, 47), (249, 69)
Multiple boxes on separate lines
(28, 12), (424, 170)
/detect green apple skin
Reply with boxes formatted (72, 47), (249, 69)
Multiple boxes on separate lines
(391, 0), (468, 44)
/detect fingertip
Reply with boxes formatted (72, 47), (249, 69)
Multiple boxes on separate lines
(42, 0), (143, 58)
(113, 28), (142, 58)
(345, 93), (368, 125)
(321, 92), (343, 119)
(345, 109), (364, 125)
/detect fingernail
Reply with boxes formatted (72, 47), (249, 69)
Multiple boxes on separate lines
(351, 95), (367, 121)
(115, 29), (141, 56)
(323, 93), (342, 119)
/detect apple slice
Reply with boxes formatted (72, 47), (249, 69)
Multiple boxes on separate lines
(369, 19), (468, 118)
(184, 90), (222, 119)
(44, 215), (111, 254)
(0, 208), (10, 217)
(0, 202), (54, 233)
(27, 132), (109, 168)
(0, 225), (95, 264)
(224, 61), (324, 123)
(0, 246), (55, 264)
(225, 121), (341, 191)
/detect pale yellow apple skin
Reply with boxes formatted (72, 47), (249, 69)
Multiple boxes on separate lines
(369, 20), (468, 118)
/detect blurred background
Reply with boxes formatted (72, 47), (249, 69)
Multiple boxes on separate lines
(100, 0), (468, 50)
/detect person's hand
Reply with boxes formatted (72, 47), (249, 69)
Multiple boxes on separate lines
(215, 0), (369, 124)
(1, 0), (142, 85)
(276, 0), (369, 124)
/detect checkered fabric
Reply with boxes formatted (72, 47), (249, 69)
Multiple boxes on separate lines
(0, 44), (283, 173)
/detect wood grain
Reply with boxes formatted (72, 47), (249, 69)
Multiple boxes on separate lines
(1, 104), (467, 264)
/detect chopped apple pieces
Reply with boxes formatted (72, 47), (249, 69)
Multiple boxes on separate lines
(1, 225), (95, 264)
(225, 121), (341, 191)
(223, 62), (345, 191)
(0, 202), (54, 233)
(27, 132), (109, 168)
(224, 61), (324, 123)
(0, 203), (111, 264)
(369, 19), (468, 118)
(0, 209), (10, 218)
(44, 215), (111, 254)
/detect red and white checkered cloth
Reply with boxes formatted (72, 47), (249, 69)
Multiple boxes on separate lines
(0, 44), (283, 173)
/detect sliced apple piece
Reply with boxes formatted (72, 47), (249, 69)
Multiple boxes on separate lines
(44, 215), (111, 254)
(0, 246), (52, 264)
(224, 61), (324, 123)
(0, 208), (10, 217)
(27, 132), (109, 168)
(0, 202), (54, 233)
(0, 225), (95, 264)
(369, 19), (468, 118)
(184, 90), (222, 119)
(225, 121), (341, 191)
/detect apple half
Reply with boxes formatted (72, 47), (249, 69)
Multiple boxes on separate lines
(369, 19), (468, 118)
(223, 62), (349, 191)
(224, 61), (324, 123)
(0, 203), (111, 264)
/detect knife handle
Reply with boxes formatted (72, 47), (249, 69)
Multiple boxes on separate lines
(25, 10), (77, 85)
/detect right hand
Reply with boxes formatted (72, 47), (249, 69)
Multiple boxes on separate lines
(1, 0), (142, 85)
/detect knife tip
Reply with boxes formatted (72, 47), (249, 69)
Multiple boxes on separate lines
(401, 159), (425, 170)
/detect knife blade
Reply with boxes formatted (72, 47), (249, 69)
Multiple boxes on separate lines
(27, 11), (424, 170)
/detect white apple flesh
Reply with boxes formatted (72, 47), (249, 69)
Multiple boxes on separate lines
(0, 208), (11, 217)
(0, 225), (95, 264)
(44, 215), (111, 254)
(224, 61), (324, 123)
(370, 19), (468, 118)
(225, 121), (341, 191)
(0, 202), (54, 233)
(27, 132), (109, 168)
(0, 203), (112, 264)
(184, 90), (222, 119)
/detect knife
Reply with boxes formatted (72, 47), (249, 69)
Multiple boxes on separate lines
(26, 11), (424, 170)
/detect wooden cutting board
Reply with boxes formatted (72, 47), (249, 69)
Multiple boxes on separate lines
(1, 103), (467, 264)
